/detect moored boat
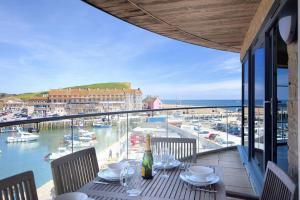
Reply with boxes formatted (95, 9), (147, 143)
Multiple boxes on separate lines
(6, 127), (39, 143)
(67, 140), (94, 149)
(44, 147), (71, 161)
(78, 128), (96, 139)
(64, 128), (96, 142)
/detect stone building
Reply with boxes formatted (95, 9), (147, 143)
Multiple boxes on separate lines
(27, 96), (50, 117)
(48, 87), (142, 113)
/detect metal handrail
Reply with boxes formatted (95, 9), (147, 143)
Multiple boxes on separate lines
(0, 105), (241, 127)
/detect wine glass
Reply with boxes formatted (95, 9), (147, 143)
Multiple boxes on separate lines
(120, 161), (142, 196)
(152, 147), (159, 175)
(160, 147), (170, 178)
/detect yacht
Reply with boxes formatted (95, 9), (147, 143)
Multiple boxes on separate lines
(64, 134), (93, 142)
(78, 128), (96, 140)
(6, 127), (39, 143)
(70, 122), (84, 129)
(64, 129), (96, 142)
(67, 140), (94, 149)
(44, 147), (71, 161)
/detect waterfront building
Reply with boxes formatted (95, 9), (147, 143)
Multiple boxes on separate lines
(48, 103), (67, 116)
(143, 96), (162, 110)
(48, 87), (143, 113)
(2, 98), (25, 112)
(28, 96), (50, 117)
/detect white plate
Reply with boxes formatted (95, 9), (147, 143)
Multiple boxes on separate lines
(97, 169), (120, 181)
(55, 192), (88, 200)
(187, 173), (215, 183)
(154, 160), (181, 169)
(180, 172), (220, 187)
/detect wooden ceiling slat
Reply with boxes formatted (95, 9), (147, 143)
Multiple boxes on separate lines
(84, 0), (262, 52)
(134, 1), (260, 15)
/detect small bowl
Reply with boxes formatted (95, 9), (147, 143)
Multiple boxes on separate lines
(108, 163), (124, 175)
(188, 166), (214, 181)
(55, 192), (88, 200)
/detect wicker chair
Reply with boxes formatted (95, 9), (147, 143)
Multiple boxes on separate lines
(151, 137), (197, 163)
(0, 171), (38, 200)
(226, 161), (296, 200)
(51, 147), (99, 195)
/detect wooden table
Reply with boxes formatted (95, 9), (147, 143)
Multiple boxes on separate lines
(78, 166), (225, 200)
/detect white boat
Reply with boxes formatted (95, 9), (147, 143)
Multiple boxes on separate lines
(67, 140), (94, 149)
(6, 127), (39, 143)
(64, 129), (96, 142)
(70, 122), (84, 129)
(78, 136), (93, 142)
(45, 147), (71, 161)
(78, 129), (96, 140)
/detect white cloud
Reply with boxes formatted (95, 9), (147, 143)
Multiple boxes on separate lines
(210, 56), (241, 74)
(141, 79), (241, 99)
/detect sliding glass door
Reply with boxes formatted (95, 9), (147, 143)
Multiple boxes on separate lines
(253, 47), (265, 172)
(242, 59), (249, 153)
(241, 26), (289, 174)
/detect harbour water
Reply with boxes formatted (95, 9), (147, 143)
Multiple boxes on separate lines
(0, 127), (124, 187)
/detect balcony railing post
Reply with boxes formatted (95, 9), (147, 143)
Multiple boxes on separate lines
(126, 113), (129, 159)
(71, 118), (74, 153)
(198, 113), (200, 153)
(166, 111), (169, 138)
(36, 122), (39, 133)
(226, 110), (229, 148)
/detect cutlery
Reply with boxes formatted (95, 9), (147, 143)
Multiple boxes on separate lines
(194, 187), (217, 193)
(93, 180), (109, 185)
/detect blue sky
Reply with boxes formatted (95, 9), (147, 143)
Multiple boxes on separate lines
(0, 0), (241, 99)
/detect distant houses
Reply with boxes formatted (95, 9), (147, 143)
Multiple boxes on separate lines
(0, 83), (143, 117)
(143, 96), (162, 110)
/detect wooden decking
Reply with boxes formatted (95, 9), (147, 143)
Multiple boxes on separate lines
(197, 149), (255, 197)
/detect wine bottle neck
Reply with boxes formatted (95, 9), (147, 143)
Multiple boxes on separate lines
(145, 134), (151, 151)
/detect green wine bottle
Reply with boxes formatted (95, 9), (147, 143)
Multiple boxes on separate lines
(141, 134), (153, 179)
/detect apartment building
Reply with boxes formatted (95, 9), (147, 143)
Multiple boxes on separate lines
(48, 88), (142, 113)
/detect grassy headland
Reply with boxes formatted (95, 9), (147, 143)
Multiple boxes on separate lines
(12, 82), (131, 100)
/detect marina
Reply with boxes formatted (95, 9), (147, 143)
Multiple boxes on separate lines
(0, 126), (124, 187)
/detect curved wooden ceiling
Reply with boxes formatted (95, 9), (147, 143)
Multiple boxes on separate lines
(83, 0), (261, 53)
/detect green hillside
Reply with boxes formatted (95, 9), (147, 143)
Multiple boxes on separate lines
(14, 82), (131, 100)
(16, 92), (46, 100)
(67, 82), (131, 89)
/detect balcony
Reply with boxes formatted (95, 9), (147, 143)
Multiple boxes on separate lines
(0, 106), (257, 199)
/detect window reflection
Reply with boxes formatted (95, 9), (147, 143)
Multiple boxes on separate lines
(277, 67), (288, 144)
(243, 60), (249, 151)
(254, 48), (264, 172)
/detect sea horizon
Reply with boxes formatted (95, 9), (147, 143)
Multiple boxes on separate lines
(162, 99), (242, 107)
